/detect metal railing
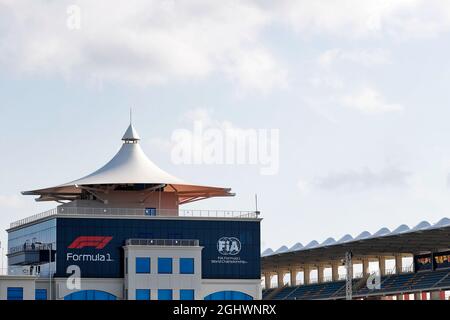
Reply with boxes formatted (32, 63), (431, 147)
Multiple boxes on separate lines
(0, 266), (37, 276)
(10, 207), (260, 228)
(8, 242), (53, 255)
(126, 239), (199, 247)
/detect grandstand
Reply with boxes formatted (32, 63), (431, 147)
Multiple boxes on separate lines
(261, 218), (450, 300)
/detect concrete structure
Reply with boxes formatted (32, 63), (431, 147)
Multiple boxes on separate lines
(261, 218), (450, 300)
(0, 121), (261, 300)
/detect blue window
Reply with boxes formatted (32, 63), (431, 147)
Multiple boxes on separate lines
(180, 289), (195, 300)
(158, 258), (173, 274)
(136, 289), (151, 300)
(145, 208), (156, 216)
(64, 290), (116, 300)
(136, 257), (151, 273)
(204, 291), (253, 300)
(7, 287), (23, 300)
(158, 289), (173, 300)
(35, 289), (47, 300)
(180, 258), (194, 274)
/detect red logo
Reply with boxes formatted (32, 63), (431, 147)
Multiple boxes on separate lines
(68, 236), (113, 249)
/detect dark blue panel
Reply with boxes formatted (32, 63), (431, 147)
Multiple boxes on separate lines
(7, 287), (23, 300)
(136, 257), (151, 273)
(136, 289), (151, 300)
(64, 290), (116, 300)
(158, 257), (173, 274)
(180, 258), (194, 274)
(158, 289), (173, 300)
(204, 291), (253, 300)
(55, 217), (260, 280)
(180, 289), (195, 300)
(35, 289), (47, 300)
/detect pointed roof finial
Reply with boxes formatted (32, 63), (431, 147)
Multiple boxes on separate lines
(122, 109), (140, 143)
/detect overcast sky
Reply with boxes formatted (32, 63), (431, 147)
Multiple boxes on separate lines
(1, 0), (450, 260)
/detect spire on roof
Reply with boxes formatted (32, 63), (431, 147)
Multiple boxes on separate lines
(122, 109), (141, 143)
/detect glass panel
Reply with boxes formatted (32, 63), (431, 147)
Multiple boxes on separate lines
(35, 289), (47, 300)
(180, 258), (194, 274)
(204, 291), (253, 300)
(180, 289), (195, 300)
(136, 257), (151, 273)
(7, 287), (23, 300)
(64, 290), (116, 300)
(158, 258), (173, 274)
(136, 289), (151, 300)
(158, 289), (173, 300)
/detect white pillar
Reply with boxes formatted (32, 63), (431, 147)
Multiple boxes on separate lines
(277, 271), (285, 288)
(332, 262), (339, 282)
(264, 273), (271, 289)
(290, 269), (297, 286)
(303, 266), (310, 285)
(378, 256), (386, 276)
(395, 255), (403, 274)
(318, 265), (325, 283)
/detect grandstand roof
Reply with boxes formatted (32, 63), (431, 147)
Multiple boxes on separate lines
(262, 218), (450, 270)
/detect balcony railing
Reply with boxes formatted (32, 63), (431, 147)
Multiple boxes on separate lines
(126, 239), (199, 247)
(10, 207), (260, 229)
(8, 243), (53, 255)
(0, 266), (37, 276)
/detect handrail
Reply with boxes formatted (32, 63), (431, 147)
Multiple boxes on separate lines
(10, 207), (260, 229)
(126, 239), (199, 247)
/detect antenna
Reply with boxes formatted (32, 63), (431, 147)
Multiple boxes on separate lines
(130, 107), (133, 125)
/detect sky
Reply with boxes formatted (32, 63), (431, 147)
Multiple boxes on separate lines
(2, 0), (450, 264)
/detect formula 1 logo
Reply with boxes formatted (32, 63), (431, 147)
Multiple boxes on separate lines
(217, 237), (241, 256)
(68, 236), (113, 249)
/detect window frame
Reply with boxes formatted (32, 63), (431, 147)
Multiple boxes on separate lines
(135, 257), (151, 274)
(158, 289), (173, 300)
(179, 258), (195, 274)
(180, 289), (195, 300)
(158, 257), (173, 274)
(136, 289), (151, 300)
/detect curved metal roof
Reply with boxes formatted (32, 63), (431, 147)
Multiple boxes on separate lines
(263, 217), (450, 257)
(22, 123), (234, 204)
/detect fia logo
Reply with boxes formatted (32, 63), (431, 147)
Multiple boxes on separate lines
(217, 237), (241, 256)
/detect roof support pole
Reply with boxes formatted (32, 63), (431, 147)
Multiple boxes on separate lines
(345, 251), (353, 300)
(318, 265), (325, 283)
(303, 266), (310, 285)
(264, 273), (272, 289)
(378, 256), (386, 276)
(289, 269), (297, 286)
(362, 258), (370, 277)
(277, 271), (285, 288)
(332, 262), (340, 282)
(395, 254), (403, 274)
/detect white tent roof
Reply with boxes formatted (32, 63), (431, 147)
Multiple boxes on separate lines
(23, 124), (234, 204)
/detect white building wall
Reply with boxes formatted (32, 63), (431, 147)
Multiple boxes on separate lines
(124, 245), (202, 300)
(0, 276), (36, 300)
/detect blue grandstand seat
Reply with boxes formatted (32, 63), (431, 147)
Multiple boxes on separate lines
(263, 269), (450, 300)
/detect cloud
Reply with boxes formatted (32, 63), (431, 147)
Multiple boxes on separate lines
(342, 87), (403, 114)
(311, 166), (411, 192)
(318, 48), (391, 68)
(0, 0), (286, 92)
(273, 0), (450, 38)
